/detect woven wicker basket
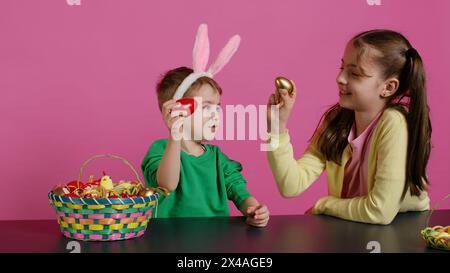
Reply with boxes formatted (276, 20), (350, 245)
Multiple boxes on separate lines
(48, 154), (160, 241)
(421, 194), (450, 251)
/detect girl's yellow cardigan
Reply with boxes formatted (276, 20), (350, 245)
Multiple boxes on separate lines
(267, 108), (429, 225)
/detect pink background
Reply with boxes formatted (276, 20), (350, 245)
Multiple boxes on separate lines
(1, 0), (449, 220)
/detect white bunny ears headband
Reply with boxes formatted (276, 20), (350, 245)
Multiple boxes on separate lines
(172, 24), (241, 101)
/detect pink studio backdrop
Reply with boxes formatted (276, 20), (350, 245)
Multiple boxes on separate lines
(1, 0), (449, 220)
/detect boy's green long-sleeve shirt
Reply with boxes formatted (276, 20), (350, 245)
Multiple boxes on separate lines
(141, 139), (252, 218)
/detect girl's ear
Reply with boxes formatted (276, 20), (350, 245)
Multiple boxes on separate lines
(381, 78), (400, 98)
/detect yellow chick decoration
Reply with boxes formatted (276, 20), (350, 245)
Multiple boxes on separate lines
(100, 175), (114, 191)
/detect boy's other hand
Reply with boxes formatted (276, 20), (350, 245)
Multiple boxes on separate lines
(245, 204), (269, 227)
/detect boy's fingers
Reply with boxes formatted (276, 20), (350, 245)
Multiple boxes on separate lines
(247, 214), (267, 221)
(163, 100), (179, 109)
(255, 205), (268, 215)
(254, 206), (269, 219)
(172, 115), (186, 122)
(255, 204), (266, 211)
(162, 99), (175, 108)
(246, 206), (257, 215)
(170, 116), (185, 128)
(163, 102), (178, 116)
(247, 218), (268, 227)
(246, 217), (264, 224)
(162, 100), (177, 111)
(164, 106), (176, 117)
(254, 211), (269, 220)
(171, 109), (188, 117)
(252, 219), (268, 225)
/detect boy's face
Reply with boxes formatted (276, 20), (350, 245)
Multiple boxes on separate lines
(183, 84), (221, 141)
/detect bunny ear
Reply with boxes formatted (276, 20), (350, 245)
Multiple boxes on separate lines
(207, 34), (241, 76)
(192, 24), (210, 72)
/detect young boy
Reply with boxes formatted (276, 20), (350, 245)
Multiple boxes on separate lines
(141, 66), (269, 227)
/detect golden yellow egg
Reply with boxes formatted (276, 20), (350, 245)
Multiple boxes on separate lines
(275, 76), (294, 96)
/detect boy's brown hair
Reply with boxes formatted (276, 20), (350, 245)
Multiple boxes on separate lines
(156, 67), (223, 111)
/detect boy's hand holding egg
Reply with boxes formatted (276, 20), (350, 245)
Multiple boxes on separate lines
(175, 98), (197, 115)
(161, 99), (190, 140)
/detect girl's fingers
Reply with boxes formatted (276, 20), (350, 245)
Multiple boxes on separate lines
(275, 101), (284, 109)
(268, 93), (276, 106)
(279, 89), (295, 107)
(275, 90), (281, 104)
(291, 80), (298, 99)
(279, 89), (291, 100)
(304, 207), (314, 215)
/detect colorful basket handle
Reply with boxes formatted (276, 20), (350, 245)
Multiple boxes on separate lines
(424, 193), (450, 229)
(76, 154), (143, 188)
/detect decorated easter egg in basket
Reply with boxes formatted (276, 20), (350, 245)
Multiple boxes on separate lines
(421, 194), (450, 251)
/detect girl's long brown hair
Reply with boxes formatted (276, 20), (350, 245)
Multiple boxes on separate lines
(312, 30), (432, 199)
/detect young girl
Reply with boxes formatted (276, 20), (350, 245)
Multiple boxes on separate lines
(267, 30), (431, 225)
(141, 24), (269, 227)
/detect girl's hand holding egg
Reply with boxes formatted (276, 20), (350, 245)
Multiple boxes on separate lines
(267, 76), (297, 134)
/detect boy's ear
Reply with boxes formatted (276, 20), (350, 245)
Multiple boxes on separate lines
(381, 78), (400, 98)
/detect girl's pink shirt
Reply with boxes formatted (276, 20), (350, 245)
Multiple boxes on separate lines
(341, 110), (384, 198)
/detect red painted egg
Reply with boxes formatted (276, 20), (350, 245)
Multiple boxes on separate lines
(175, 98), (197, 115)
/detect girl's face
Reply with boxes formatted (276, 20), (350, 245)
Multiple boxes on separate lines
(183, 84), (221, 141)
(336, 42), (388, 112)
